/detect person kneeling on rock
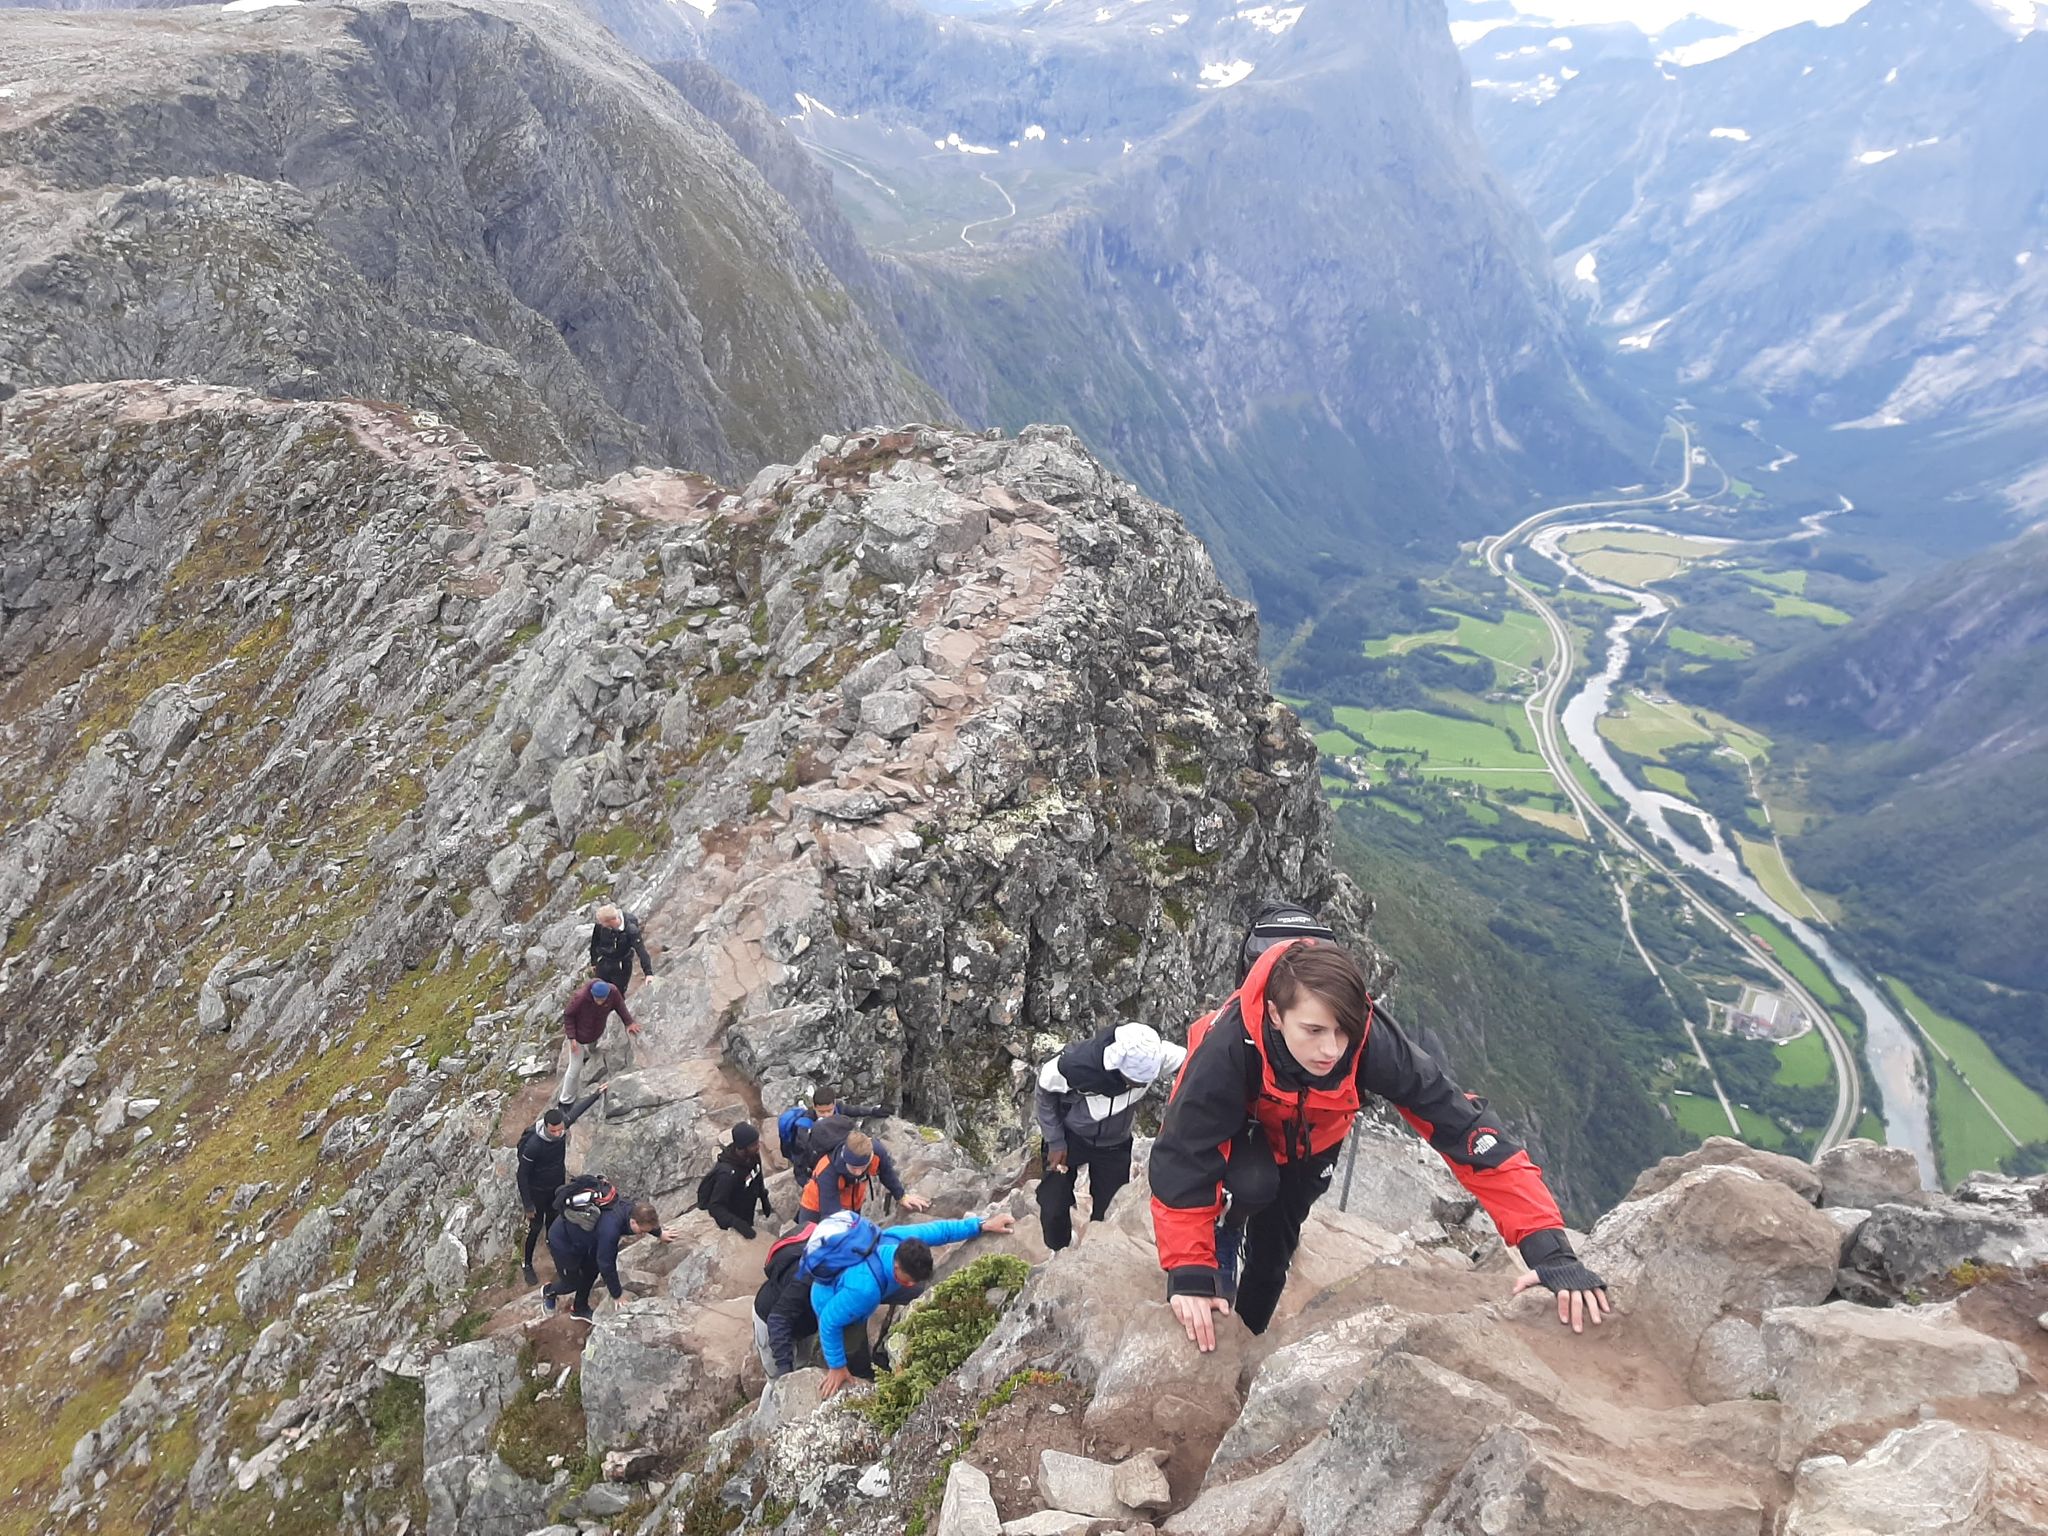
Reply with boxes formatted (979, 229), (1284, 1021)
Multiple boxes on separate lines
(1034, 1022), (1186, 1250)
(1151, 904), (1610, 1352)
(755, 1208), (1016, 1400)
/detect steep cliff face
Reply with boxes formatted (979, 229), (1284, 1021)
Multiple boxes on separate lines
(591, 0), (1639, 616)
(0, 378), (1355, 1524)
(0, 0), (941, 479)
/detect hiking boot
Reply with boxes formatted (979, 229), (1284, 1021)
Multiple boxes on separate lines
(569, 1304), (596, 1322)
(521, 1263), (539, 1286)
(541, 1287), (558, 1315)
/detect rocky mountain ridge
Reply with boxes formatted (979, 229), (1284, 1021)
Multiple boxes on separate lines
(0, 381), (2044, 1533)
(0, 375), (1351, 1529)
(0, 0), (940, 479)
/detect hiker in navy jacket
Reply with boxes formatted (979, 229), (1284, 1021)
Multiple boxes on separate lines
(757, 1212), (1016, 1398)
(543, 1191), (670, 1321)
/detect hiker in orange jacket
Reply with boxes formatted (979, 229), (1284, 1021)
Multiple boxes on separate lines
(796, 1129), (931, 1221)
(1151, 909), (1610, 1351)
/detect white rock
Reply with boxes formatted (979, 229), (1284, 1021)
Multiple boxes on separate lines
(938, 1459), (1002, 1536)
(1037, 1450), (1135, 1521)
(1001, 1514), (1094, 1536)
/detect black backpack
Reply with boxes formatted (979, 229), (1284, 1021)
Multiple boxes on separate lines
(1238, 900), (1335, 981)
(802, 1114), (855, 1166)
(694, 1164), (723, 1212)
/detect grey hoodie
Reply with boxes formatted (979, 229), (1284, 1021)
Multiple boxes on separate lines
(1034, 1026), (1186, 1152)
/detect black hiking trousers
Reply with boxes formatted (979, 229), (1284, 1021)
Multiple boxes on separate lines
(522, 1180), (563, 1267)
(1036, 1138), (1134, 1251)
(545, 1229), (600, 1312)
(1232, 1141), (1345, 1336)
(764, 1276), (876, 1378)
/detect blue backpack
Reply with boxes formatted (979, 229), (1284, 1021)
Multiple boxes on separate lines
(797, 1211), (886, 1285)
(777, 1105), (817, 1162)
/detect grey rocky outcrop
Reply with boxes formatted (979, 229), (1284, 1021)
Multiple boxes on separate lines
(424, 1340), (524, 1468)
(0, 0), (939, 480)
(1626, 1136), (1824, 1206)
(1812, 1138), (1924, 1210)
(1783, 1420), (2048, 1536)
(1762, 1302), (2024, 1467)
(0, 380), (1356, 1524)
(1582, 1164), (1843, 1399)
(1837, 1185), (2048, 1304)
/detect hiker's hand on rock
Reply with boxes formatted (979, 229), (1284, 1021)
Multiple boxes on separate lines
(1513, 1264), (1612, 1334)
(901, 1193), (932, 1212)
(1171, 1294), (1231, 1353)
(819, 1367), (853, 1401)
(979, 1213), (1016, 1235)
(626, 1021), (642, 1036)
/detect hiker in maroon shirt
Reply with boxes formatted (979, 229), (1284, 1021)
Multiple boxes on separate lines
(560, 977), (638, 1104)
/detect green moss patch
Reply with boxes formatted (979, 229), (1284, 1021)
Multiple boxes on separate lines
(861, 1254), (1029, 1436)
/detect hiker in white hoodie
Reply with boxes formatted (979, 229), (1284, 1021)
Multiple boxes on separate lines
(1033, 1023), (1185, 1250)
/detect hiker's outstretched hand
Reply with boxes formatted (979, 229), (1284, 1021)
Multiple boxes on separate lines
(978, 1213), (1016, 1235)
(1512, 1263), (1612, 1334)
(819, 1367), (853, 1402)
(901, 1193), (932, 1212)
(1171, 1294), (1231, 1354)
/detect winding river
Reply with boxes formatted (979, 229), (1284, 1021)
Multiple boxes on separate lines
(1532, 521), (1938, 1185)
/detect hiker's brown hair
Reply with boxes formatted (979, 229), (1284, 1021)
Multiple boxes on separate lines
(1264, 943), (1372, 1044)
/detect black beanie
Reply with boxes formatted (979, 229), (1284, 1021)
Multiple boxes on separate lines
(731, 1122), (760, 1149)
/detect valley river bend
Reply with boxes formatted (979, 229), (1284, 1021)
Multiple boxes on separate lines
(1529, 518), (1937, 1185)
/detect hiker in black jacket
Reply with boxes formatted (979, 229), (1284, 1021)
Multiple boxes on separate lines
(589, 904), (656, 995)
(702, 1123), (774, 1239)
(543, 1186), (670, 1321)
(1034, 1023), (1187, 1250)
(514, 1086), (606, 1285)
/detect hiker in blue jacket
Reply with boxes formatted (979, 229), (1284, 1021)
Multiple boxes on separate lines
(758, 1210), (1016, 1398)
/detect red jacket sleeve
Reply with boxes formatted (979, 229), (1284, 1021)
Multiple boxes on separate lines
(1149, 1013), (1253, 1296)
(1359, 1012), (1564, 1247)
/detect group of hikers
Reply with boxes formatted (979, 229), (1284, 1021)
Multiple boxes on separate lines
(514, 898), (1612, 1393)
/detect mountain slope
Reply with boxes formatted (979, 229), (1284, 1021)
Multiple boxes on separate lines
(0, 0), (941, 478)
(1458, 0), (2048, 525)
(1738, 521), (2048, 1080)
(589, 0), (1643, 615)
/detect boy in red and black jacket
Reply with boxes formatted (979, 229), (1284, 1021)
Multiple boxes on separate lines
(1151, 911), (1610, 1351)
